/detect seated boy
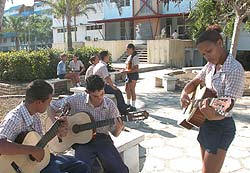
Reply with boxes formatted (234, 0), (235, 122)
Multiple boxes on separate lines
(0, 79), (90, 173)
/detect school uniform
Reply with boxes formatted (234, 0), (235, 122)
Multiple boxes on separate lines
(50, 92), (129, 173)
(0, 102), (90, 173)
(125, 54), (139, 83)
(195, 54), (245, 154)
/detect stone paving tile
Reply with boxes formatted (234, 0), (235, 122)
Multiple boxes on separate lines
(118, 69), (250, 173)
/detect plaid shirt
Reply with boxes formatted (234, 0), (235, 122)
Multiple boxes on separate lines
(50, 92), (120, 135)
(196, 54), (245, 116)
(0, 102), (43, 141)
(93, 61), (109, 81)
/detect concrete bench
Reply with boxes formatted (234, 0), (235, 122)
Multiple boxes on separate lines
(65, 128), (144, 173)
(70, 86), (117, 105)
(111, 128), (144, 173)
(46, 78), (73, 95)
(154, 75), (177, 91)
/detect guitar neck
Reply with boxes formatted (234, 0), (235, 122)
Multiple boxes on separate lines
(73, 115), (129, 133)
(36, 120), (61, 148)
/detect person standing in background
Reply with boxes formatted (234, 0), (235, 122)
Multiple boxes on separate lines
(122, 43), (139, 111)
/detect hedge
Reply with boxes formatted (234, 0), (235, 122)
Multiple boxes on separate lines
(0, 46), (104, 82)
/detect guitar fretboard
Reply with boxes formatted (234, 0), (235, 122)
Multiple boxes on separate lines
(72, 115), (129, 133)
(36, 120), (61, 148)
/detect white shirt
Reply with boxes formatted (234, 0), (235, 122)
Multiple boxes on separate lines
(85, 64), (95, 80)
(69, 60), (84, 72)
(172, 32), (178, 39)
(93, 61), (109, 81)
(125, 54), (140, 67)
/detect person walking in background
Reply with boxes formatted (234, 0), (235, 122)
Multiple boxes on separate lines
(122, 43), (139, 111)
(180, 24), (245, 173)
(57, 53), (81, 87)
(85, 55), (99, 80)
(172, 29), (179, 39)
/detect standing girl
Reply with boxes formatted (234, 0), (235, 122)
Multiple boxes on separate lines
(123, 43), (140, 111)
(180, 25), (245, 173)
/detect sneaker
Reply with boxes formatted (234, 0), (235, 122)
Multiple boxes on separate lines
(127, 106), (136, 112)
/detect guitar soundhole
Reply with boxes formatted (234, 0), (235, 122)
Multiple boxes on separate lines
(72, 124), (80, 133)
(29, 154), (36, 161)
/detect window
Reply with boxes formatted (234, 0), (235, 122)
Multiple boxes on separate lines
(11, 37), (15, 42)
(0, 38), (2, 43)
(110, 0), (130, 7)
(3, 38), (7, 43)
(125, 0), (130, 6)
(86, 25), (103, 30)
(57, 29), (64, 33)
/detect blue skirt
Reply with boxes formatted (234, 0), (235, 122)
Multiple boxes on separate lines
(197, 117), (236, 154)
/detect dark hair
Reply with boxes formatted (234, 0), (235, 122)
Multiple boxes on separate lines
(99, 51), (109, 60)
(196, 24), (223, 45)
(89, 55), (98, 64)
(25, 79), (53, 104)
(127, 43), (137, 57)
(86, 75), (104, 92)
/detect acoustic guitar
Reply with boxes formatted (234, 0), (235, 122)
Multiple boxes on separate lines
(0, 104), (70, 173)
(178, 84), (232, 129)
(45, 110), (149, 153)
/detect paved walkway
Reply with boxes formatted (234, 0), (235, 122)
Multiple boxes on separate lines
(117, 69), (250, 173)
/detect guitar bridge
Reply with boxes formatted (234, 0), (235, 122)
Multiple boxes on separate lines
(11, 162), (23, 173)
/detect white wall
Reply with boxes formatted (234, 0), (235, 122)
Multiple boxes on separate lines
(52, 3), (104, 44)
(227, 26), (250, 51)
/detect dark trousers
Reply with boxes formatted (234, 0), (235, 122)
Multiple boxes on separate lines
(104, 84), (127, 115)
(73, 134), (129, 173)
(41, 154), (90, 173)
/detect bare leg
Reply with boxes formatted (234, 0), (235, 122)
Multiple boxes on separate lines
(202, 148), (227, 173)
(125, 82), (131, 100)
(129, 80), (137, 101)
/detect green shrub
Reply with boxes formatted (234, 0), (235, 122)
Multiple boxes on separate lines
(72, 46), (103, 69)
(0, 47), (104, 82)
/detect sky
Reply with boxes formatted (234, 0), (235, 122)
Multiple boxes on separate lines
(4, 0), (34, 10)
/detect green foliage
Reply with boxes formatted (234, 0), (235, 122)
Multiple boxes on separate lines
(72, 46), (103, 68)
(0, 49), (61, 82)
(188, 0), (234, 40)
(0, 46), (103, 82)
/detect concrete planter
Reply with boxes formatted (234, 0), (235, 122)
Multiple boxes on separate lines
(163, 75), (177, 91)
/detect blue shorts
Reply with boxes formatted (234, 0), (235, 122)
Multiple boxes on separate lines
(197, 117), (236, 154)
(126, 72), (139, 83)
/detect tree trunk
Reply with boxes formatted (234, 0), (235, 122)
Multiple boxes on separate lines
(62, 17), (65, 43)
(66, 0), (73, 51)
(74, 16), (77, 42)
(230, 15), (243, 58)
(0, 0), (6, 31)
(15, 36), (20, 51)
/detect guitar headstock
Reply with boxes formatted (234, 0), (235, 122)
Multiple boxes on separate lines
(209, 98), (232, 116)
(123, 111), (149, 122)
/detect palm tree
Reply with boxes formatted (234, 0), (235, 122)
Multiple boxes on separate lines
(42, 0), (67, 45)
(71, 0), (96, 42)
(0, 0), (7, 31)
(4, 16), (24, 50)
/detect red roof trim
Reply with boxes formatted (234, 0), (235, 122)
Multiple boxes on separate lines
(89, 13), (189, 23)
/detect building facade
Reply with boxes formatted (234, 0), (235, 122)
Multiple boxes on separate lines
(0, 0), (52, 51)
